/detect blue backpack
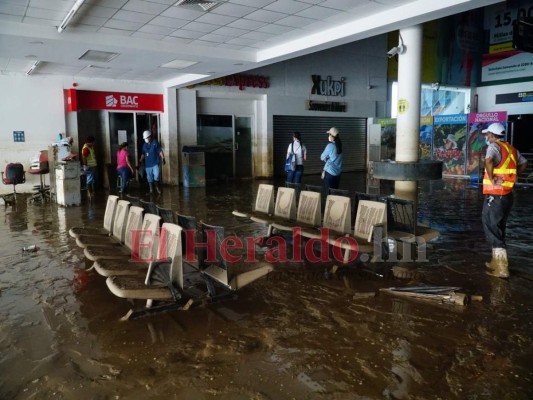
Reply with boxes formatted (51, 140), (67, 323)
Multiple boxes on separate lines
(284, 143), (295, 172)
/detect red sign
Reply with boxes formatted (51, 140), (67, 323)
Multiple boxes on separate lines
(64, 89), (164, 112)
(187, 74), (269, 91)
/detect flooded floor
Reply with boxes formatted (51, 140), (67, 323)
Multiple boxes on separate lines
(1, 174), (532, 399)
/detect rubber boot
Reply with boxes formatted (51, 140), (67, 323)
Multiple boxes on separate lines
(486, 247), (509, 278)
(155, 182), (161, 194)
(484, 248), (498, 271)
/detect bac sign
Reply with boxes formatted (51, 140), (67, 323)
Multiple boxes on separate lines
(65, 89), (164, 112)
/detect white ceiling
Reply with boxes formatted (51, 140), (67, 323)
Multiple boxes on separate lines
(0, 0), (501, 87)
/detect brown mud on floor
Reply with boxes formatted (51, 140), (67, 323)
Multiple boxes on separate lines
(0, 176), (532, 399)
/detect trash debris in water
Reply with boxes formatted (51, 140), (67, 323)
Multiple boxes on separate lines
(380, 286), (468, 306)
(22, 245), (39, 253)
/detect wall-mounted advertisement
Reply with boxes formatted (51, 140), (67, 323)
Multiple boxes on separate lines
(482, 0), (533, 82)
(420, 116), (433, 160)
(466, 112), (508, 177)
(376, 118), (397, 160)
(433, 114), (468, 176)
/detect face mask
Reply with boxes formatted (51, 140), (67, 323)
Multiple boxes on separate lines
(484, 137), (490, 146)
(144, 138), (150, 143)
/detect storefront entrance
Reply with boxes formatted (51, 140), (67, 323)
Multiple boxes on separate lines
(197, 114), (253, 180)
(109, 112), (160, 185)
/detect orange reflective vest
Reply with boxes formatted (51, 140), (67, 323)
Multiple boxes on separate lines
(483, 141), (517, 196)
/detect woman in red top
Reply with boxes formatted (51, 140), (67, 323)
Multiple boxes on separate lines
(116, 142), (134, 194)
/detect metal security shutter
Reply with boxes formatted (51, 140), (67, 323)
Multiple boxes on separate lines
(273, 116), (367, 177)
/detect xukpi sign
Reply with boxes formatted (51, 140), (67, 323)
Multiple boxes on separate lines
(311, 75), (346, 97)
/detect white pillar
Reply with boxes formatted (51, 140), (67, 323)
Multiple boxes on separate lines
(395, 25), (423, 199)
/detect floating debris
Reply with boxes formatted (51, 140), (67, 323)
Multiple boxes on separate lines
(22, 245), (39, 253)
(380, 286), (468, 306)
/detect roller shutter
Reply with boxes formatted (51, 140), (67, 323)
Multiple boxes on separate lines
(273, 116), (367, 176)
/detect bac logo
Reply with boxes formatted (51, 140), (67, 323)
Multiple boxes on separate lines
(120, 95), (139, 107)
(105, 95), (118, 107)
(105, 94), (139, 108)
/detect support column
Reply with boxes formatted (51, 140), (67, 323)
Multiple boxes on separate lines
(395, 25), (423, 201)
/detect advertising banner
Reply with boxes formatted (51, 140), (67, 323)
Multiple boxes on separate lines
(65, 89), (164, 112)
(376, 118), (397, 160)
(482, 0), (533, 81)
(420, 116), (433, 160)
(377, 117), (434, 162)
(466, 112), (508, 176)
(433, 114), (468, 175)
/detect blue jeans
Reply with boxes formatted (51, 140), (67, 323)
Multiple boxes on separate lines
(145, 164), (160, 183)
(323, 171), (341, 192)
(287, 165), (304, 184)
(117, 166), (131, 192)
(86, 166), (98, 188)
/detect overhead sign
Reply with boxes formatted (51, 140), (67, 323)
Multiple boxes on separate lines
(496, 91), (533, 103)
(65, 89), (164, 112)
(187, 74), (269, 90)
(311, 75), (346, 97)
(306, 100), (346, 112)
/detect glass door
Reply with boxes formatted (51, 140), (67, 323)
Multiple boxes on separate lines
(197, 114), (234, 180)
(197, 114), (253, 180)
(109, 112), (135, 189)
(235, 116), (253, 178)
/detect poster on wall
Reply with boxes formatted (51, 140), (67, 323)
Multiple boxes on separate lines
(433, 114), (468, 175)
(420, 116), (433, 160)
(377, 118), (397, 160)
(377, 117), (435, 161)
(466, 112), (508, 177)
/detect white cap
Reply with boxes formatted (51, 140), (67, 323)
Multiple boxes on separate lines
(482, 122), (505, 136)
(327, 127), (339, 137)
(142, 130), (152, 139)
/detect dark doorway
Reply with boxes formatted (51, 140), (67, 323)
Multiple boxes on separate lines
(509, 114), (533, 153)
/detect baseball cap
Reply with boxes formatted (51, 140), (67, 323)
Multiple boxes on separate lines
(482, 122), (505, 136)
(327, 127), (339, 137)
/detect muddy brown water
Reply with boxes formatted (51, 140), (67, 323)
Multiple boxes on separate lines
(1, 175), (532, 399)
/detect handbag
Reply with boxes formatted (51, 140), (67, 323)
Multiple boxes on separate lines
(284, 143), (296, 172)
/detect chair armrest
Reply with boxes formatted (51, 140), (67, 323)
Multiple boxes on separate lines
(369, 222), (386, 243)
(144, 257), (172, 285)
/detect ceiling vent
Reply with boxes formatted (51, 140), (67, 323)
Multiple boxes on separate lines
(78, 50), (119, 63)
(175, 0), (222, 12)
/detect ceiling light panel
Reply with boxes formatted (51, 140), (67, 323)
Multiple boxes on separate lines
(161, 59), (198, 69)
(79, 50), (120, 62)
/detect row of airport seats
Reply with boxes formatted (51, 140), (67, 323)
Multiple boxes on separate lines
(69, 195), (272, 318)
(233, 184), (439, 263)
(286, 182), (439, 243)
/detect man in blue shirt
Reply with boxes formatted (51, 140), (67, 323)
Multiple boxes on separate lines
(139, 130), (165, 194)
(321, 127), (343, 192)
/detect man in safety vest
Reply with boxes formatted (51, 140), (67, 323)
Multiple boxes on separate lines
(482, 123), (527, 278)
(82, 136), (98, 198)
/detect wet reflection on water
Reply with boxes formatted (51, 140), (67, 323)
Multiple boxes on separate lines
(1, 174), (532, 399)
